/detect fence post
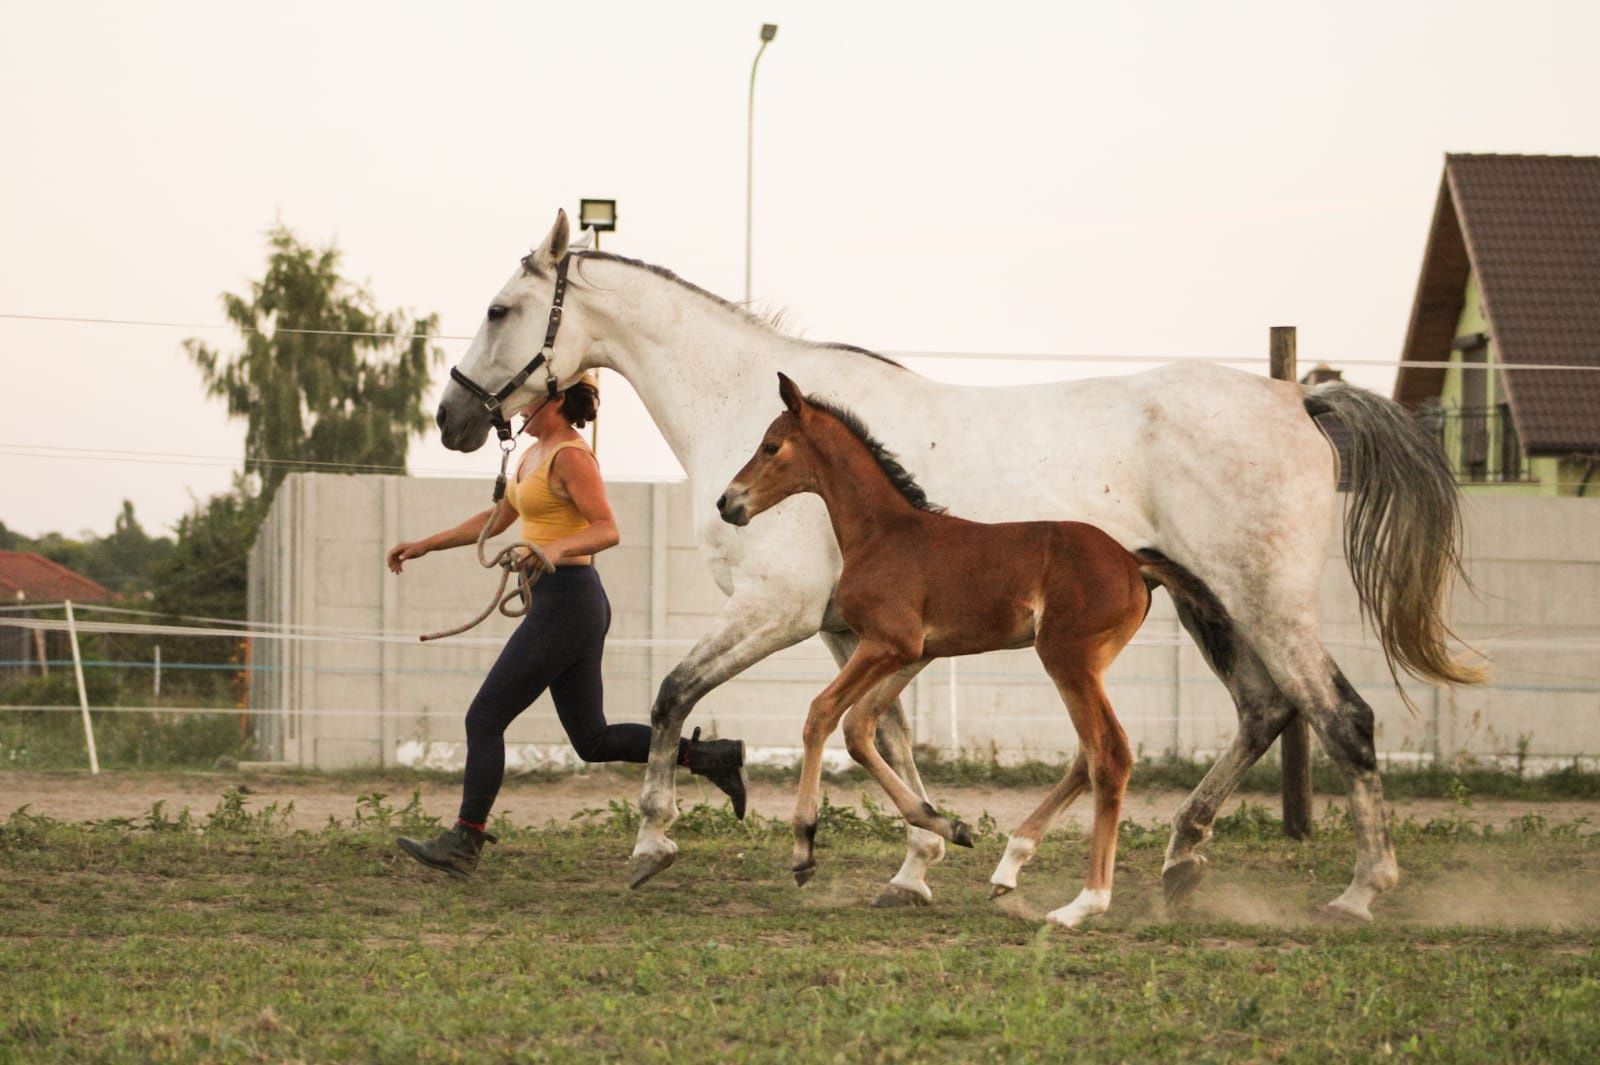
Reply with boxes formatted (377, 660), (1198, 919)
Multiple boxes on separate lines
(1271, 326), (1313, 839)
(64, 600), (100, 775)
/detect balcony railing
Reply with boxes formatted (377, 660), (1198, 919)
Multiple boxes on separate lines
(1427, 405), (1526, 483)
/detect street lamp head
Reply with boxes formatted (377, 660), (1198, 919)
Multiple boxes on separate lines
(760, 23), (778, 42)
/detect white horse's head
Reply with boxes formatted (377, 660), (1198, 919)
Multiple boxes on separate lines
(436, 210), (593, 452)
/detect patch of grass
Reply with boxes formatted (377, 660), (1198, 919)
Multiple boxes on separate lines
(0, 673), (251, 771)
(2, 796), (1597, 1062)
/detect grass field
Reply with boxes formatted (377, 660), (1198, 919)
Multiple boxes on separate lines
(2, 791), (1598, 1063)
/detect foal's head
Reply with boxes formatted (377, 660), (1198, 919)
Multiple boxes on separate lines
(716, 374), (820, 527)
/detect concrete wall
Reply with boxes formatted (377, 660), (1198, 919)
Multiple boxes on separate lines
(248, 474), (1600, 771)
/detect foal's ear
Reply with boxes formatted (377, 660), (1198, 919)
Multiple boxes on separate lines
(777, 372), (806, 415)
(530, 210), (571, 272)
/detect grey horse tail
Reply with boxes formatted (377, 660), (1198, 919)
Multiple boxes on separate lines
(1302, 382), (1487, 690)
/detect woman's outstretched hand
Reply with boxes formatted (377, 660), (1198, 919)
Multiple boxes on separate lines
(387, 541), (429, 574)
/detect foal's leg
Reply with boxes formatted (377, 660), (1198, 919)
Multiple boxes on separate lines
(820, 631), (946, 907)
(989, 751), (1089, 898)
(1035, 646), (1133, 929)
(792, 643), (907, 885)
(840, 664), (977, 848)
(629, 590), (817, 888)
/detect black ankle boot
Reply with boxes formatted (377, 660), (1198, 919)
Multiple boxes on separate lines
(396, 822), (498, 879)
(684, 726), (748, 820)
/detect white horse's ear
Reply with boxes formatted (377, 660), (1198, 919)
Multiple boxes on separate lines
(531, 210), (571, 270)
(778, 372), (805, 415)
(569, 227), (595, 251)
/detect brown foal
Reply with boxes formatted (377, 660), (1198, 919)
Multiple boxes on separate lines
(719, 374), (1199, 928)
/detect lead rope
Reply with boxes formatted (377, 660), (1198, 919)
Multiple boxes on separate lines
(420, 435), (554, 643)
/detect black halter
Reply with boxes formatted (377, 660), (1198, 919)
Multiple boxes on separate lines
(449, 254), (572, 442)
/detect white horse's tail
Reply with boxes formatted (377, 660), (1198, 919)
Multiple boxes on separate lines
(1302, 382), (1487, 688)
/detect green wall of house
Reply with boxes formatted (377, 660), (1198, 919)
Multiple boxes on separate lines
(1437, 273), (1578, 496)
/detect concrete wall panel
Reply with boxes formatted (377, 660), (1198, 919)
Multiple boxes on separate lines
(250, 474), (1600, 771)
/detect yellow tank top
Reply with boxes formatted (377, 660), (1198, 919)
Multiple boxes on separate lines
(506, 440), (594, 547)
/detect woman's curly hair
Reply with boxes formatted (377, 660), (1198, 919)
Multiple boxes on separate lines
(560, 377), (600, 428)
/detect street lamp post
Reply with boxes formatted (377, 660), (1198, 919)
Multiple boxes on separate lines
(577, 198), (617, 452)
(745, 23), (778, 306)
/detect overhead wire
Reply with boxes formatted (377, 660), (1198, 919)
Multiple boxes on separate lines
(7, 310), (1600, 371)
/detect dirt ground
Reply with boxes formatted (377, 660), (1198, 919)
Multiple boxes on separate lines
(4, 768), (1597, 832)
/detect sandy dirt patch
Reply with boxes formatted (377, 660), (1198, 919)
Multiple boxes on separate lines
(3, 769), (1595, 833)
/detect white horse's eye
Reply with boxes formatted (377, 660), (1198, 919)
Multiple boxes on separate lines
(487, 305), (509, 322)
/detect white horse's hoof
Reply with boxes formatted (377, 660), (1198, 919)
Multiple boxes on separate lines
(1161, 853), (1209, 906)
(1324, 894), (1374, 923)
(627, 841), (678, 889)
(1044, 888), (1110, 929)
(988, 883), (1013, 900)
(873, 882), (932, 908)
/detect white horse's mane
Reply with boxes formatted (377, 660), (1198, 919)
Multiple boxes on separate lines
(562, 250), (907, 370)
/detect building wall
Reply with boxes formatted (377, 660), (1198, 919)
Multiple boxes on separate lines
(248, 473), (1600, 771)
(1438, 273), (1574, 496)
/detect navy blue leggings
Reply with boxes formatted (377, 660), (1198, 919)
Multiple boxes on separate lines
(458, 565), (680, 824)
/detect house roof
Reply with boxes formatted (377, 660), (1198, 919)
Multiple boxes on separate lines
(1394, 154), (1600, 455)
(0, 551), (112, 603)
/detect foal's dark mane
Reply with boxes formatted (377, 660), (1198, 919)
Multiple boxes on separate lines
(806, 395), (945, 514)
(524, 249), (906, 371)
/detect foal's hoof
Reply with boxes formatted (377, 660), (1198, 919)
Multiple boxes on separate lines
(627, 849), (677, 890)
(793, 862), (817, 887)
(1161, 854), (1209, 907)
(987, 883), (1013, 900)
(872, 884), (931, 908)
(950, 821), (975, 848)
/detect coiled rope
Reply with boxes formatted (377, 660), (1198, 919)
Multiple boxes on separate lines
(420, 437), (553, 642)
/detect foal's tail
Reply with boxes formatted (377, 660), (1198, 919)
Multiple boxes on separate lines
(1301, 382), (1487, 688)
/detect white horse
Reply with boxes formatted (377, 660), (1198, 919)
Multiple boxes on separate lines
(435, 211), (1479, 921)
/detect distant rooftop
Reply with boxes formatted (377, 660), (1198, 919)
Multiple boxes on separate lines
(1394, 153), (1600, 455)
(0, 551), (111, 603)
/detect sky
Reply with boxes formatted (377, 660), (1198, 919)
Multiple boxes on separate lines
(2, 1), (1597, 540)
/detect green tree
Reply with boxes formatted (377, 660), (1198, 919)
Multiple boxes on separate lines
(0, 504), (173, 599)
(147, 479), (267, 695)
(184, 223), (444, 500)
(81, 501), (174, 598)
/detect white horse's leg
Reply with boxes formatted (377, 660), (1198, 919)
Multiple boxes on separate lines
(628, 593), (816, 889)
(1151, 550), (1398, 919)
(1159, 600), (1298, 906)
(819, 631), (946, 907)
(1242, 621), (1400, 922)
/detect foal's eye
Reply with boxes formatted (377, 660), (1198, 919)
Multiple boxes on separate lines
(487, 305), (509, 322)
(762, 443), (780, 456)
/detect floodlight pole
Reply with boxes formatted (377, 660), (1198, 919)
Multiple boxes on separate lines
(745, 24), (778, 305)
